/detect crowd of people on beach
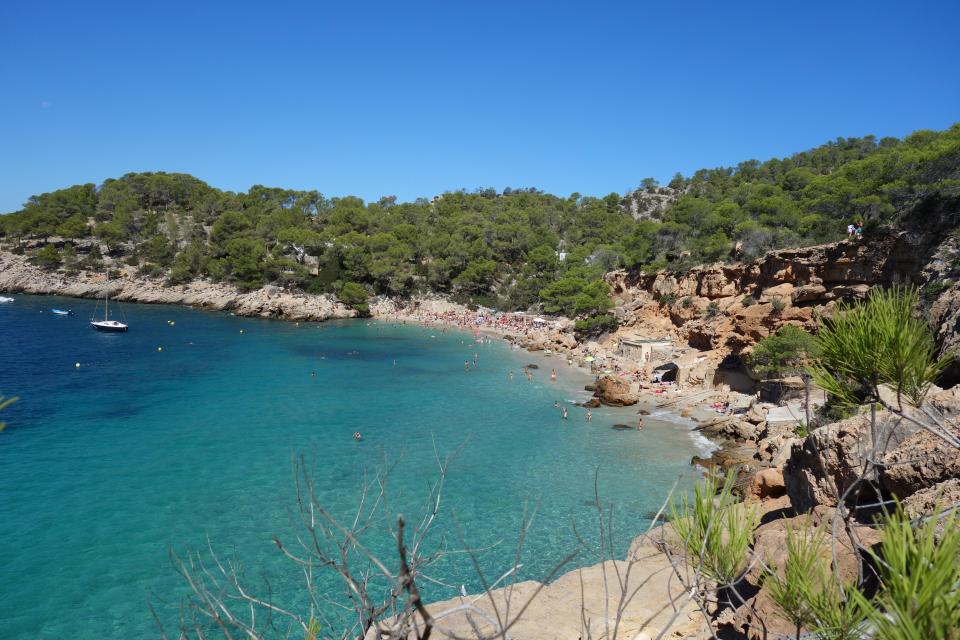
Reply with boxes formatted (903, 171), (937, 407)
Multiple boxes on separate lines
(403, 308), (550, 336)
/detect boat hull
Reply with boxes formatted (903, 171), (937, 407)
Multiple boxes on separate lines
(91, 321), (128, 332)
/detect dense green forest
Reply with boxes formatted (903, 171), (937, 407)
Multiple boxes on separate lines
(1, 124), (958, 328)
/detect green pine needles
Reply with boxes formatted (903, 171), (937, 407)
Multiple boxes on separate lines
(670, 470), (758, 586)
(764, 523), (867, 640)
(808, 285), (952, 410)
(857, 505), (960, 640)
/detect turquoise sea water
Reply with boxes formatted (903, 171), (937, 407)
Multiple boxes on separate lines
(0, 295), (705, 639)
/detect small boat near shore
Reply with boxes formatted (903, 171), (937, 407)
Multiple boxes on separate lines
(91, 292), (128, 332)
(52, 309), (73, 316)
(0, 296), (13, 303)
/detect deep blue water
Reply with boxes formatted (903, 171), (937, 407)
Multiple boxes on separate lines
(0, 295), (704, 639)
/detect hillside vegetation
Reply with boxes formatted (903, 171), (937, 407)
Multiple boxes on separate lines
(1, 124), (957, 326)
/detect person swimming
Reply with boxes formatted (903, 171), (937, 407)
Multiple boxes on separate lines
(353, 431), (362, 441)
(562, 407), (569, 420)
(586, 409), (592, 422)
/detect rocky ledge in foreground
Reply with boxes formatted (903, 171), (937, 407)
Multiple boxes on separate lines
(0, 252), (355, 322)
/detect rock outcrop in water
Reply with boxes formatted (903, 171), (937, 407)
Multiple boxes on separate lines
(0, 252), (355, 321)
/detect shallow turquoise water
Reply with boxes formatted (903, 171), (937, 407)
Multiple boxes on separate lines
(0, 295), (704, 638)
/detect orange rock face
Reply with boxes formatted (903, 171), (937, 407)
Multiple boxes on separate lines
(606, 229), (923, 356)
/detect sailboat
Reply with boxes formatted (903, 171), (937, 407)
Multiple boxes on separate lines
(90, 291), (128, 332)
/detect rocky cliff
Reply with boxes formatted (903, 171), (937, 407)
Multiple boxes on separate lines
(0, 252), (355, 321)
(606, 194), (960, 375)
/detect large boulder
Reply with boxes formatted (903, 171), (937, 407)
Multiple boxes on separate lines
(881, 429), (960, 499)
(792, 283), (828, 303)
(747, 467), (786, 501)
(594, 376), (638, 406)
(783, 414), (871, 512)
(744, 403), (768, 425)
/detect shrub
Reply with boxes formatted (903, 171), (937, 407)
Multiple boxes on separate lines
(749, 325), (819, 379)
(771, 296), (787, 312)
(574, 313), (618, 337)
(705, 301), (720, 317)
(138, 262), (164, 278)
(681, 295), (693, 308)
(670, 469), (758, 586)
(765, 523), (867, 640)
(338, 282), (370, 316)
(921, 279), (952, 302)
(658, 292), (677, 306)
(29, 245), (61, 271)
(809, 285), (952, 409)
(742, 295), (757, 307)
(857, 503), (960, 640)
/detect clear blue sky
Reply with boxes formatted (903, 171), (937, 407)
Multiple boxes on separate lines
(1, 0), (958, 213)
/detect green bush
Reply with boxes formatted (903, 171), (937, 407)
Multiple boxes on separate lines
(670, 470), (758, 585)
(338, 282), (370, 316)
(858, 504), (960, 640)
(749, 325), (819, 378)
(574, 313), (618, 337)
(809, 285), (952, 409)
(138, 262), (164, 278)
(29, 245), (61, 271)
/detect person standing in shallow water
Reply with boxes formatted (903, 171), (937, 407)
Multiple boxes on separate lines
(562, 406), (568, 420)
(637, 416), (643, 430)
(550, 368), (557, 381)
(586, 409), (592, 422)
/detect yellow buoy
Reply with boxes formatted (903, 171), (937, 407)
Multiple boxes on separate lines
(170, 321), (175, 326)
(75, 362), (80, 368)
(157, 346), (163, 352)
(240, 329), (245, 334)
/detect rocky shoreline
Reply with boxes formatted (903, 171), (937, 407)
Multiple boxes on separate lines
(0, 252), (355, 321)
(6, 249), (958, 638)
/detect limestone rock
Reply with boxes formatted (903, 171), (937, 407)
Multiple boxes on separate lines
(594, 375), (639, 406)
(783, 414), (871, 513)
(882, 429), (960, 499)
(902, 478), (960, 519)
(744, 404), (768, 425)
(0, 252), (354, 322)
(792, 283), (827, 303)
(747, 467), (786, 501)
